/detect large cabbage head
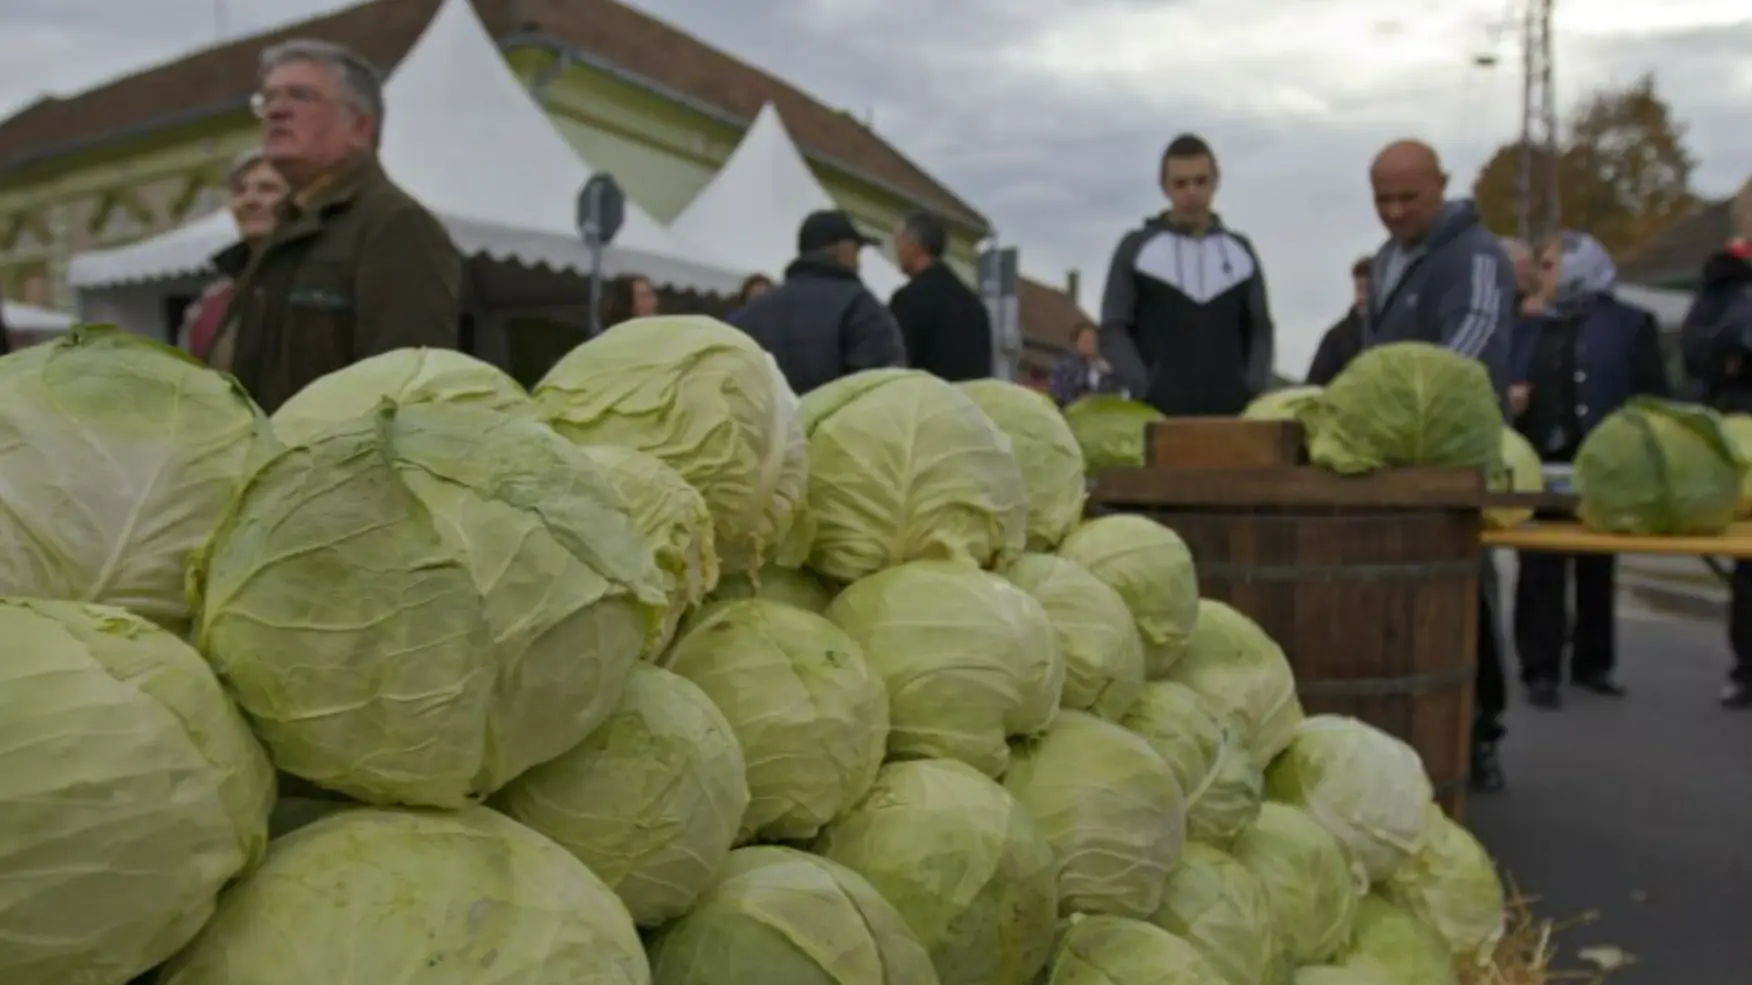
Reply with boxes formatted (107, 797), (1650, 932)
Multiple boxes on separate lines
(1340, 895), (1459, 985)
(710, 564), (837, 613)
(1303, 342), (1502, 474)
(1147, 842), (1284, 985)
(578, 443), (720, 653)
(1063, 395), (1165, 471)
(0, 598), (274, 985)
(827, 561), (1063, 777)
(493, 663), (748, 926)
(269, 346), (530, 445)
(1003, 553), (1147, 720)
(1573, 397), (1743, 535)
(1265, 715), (1434, 881)
(1487, 427), (1543, 529)
(1003, 710), (1186, 918)
(1380, 803), (1506, 964)
(813, 759), (1060, 985)
(1241, 385), (1322, 422)
(1720, 412), (1752, 514)
(1122, 682), (1263, 846)
(799, 369), (1028, 581)
(1057, 516), (1199, 678)
(662, 599), (888, 842)
(1042, 915), (1226, 985)
(158, 807), (650, 985)
(959, 378), (1088, 549)
(1229, 803), (1363, 965)
(648, 845), (939, 985)
(534, 314), (808, 574)
(191, 402), (668, 807)
(1164, 600), (1303, 764)
(0, 325), (270, 631)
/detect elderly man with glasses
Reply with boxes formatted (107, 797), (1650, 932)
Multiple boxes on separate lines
(207, 39), (460, 412)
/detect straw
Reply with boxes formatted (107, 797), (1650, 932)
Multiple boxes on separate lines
(1459, 879), (1615, 985)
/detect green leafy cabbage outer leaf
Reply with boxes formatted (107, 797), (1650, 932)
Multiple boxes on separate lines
(709, 564), (837, 613)
(662, 599), (887, 843)
(158, 807), (650, 985)
(813, 759), (1059, 985)
(1056, 516), (1199, 678)
(1573, 397), (1743, 535)
(493, 664), (748, 926)
(1063, 395), (1166, 471)
(1229, 803), (1364, 965)
(192, 402), (668, 807)
(577, 443), (720, 654)
(1339, 895), (1460, 985)
(1264, 715), (1433, 882)
(1122, 682), (1263, 847)
(1380, 803), (1506, 964)
(0, 598), (274, 985)
(827, 561), (1063, 776)
(1719, 412), (1752, 514)
(1164, 600), (1303, 765)
(959, 378), (1089, 549)
(1303, 342), (1502, 475)
(1003, 553), (1146, 720)
(269, 347), (531, 446)
(533, 315), (808, 574)
(648, 845), (940, 985)
(1241, 385), (1323, 422)
(1003, 710), (1187, 918)
(1147, 842), (1285, 985)
(1486, 427), (1544, 529)
(1043, 914), (1226, 985)
(798, 369), (1028, 581)
(0, 325), (271, 632)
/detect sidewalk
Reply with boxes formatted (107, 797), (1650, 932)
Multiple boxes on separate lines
(1491, 550), (1728, 621)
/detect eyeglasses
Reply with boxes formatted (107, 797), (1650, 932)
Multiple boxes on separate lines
(249, 84), (335, 118)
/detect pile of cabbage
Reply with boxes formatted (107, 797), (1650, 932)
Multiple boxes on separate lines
(0, 317), (1509, 985)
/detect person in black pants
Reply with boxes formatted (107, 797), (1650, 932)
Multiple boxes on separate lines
(1507, 232), (1668, 709)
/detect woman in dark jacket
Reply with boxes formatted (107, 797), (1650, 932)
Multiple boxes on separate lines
(182, 149), (287, 362)
(601, 273), (660, 330)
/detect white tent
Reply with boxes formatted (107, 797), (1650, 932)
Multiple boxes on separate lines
(69, 0), (737, 331)
(670, 102), (907, 302)
(3, 300), (74, 333)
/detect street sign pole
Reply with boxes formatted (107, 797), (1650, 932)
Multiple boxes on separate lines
(576, 173), (627, 337)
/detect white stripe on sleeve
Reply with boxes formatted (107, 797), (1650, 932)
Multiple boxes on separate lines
(1447, 253), (1501, 359)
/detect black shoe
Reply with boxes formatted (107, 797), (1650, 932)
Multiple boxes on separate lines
(1470, 742), (1505, 792)
(1722, 682), (1752, 708)
(1526, 681), (1562, 709)
(1573, 673), (1628, 697)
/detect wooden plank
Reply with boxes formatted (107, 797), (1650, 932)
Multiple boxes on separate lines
(1092, 466), (1485, 509)
(1146, 419), (1304, 468)
(1482, 521), (1752, 559)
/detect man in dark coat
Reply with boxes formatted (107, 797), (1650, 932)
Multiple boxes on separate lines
(1305, 256), (1372, 384)
(731, 209), (905, 395)
(888, 211), (992, 381)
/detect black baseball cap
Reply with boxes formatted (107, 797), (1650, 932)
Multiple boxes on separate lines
(798, 209), (879, 253)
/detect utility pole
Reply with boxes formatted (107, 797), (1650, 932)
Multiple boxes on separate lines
(1515, 0), (1560, 246)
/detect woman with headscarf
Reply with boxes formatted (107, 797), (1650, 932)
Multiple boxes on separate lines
(1509, 231), (1669, 710)
(181, 149), (288, 362)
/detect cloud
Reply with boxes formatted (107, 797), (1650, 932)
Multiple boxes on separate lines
(1, 0), (1748, 375)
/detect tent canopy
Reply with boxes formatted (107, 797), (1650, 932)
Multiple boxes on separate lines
(68, 0), (736, 294)
(3, 300), (75, 333)
(671, 102), (907, 301)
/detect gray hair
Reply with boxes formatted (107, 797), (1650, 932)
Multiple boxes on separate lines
(259, 39), (385, 133)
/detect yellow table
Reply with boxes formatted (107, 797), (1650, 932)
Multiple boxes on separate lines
(1482, 521), (1752, 560)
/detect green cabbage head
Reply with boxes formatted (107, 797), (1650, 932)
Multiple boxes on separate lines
(1003, 553), (1147, 720)
(1122, 682), (1263, 846)
(0, 325), (270, 632)
(1241, 385), (1322, 421)
(1380, 803), (1506, 964)
(648, 845), (939, 985)
(269, 346), (530, 445)
(191, 402), (668, 807)
(1719, 412), (1752, 514)
(1003, 710), (1187, 918)
(960, 378), (1089, 549)
(828, 561), (1062, 776)
(799, 369), (1028, 581)
(1487, 427), (1543, 529)
(1057, 516), (1199, 678)
(1064, 395), (1165, 471)
(1042, 914), (1226, 985)
(1340, 895), (1459, 985)
(158, 807), (650, 985)
(710, 564), (837, 612)
(1164, 600), (1303, 764)
(1265, 715), (1433, 881)
(1147, 842), (1284, 985)
(1303, 342), (1502, 474)
(534, 315), (809, 574)
(493, 664), (748, 926)
(1229, 803), (1363, 965)
(662, 599), (887, 842)
(813, 758), (1060, 985)
(578, 443), (720, 653)
(1573, 397), (1743, 535)
(0, 598), (274, 985)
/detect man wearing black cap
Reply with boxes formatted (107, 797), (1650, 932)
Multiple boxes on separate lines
(731, 209), (906, 395)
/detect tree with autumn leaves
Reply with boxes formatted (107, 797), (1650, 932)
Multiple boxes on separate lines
(1471, 74), (1699, 259)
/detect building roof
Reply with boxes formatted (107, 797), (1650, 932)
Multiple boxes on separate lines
(1618, 198), (1734, 288)
(0, 0), (985, 230)
(1018, 277), (1092, 352)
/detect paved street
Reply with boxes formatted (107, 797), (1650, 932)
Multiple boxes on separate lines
(1467, 567), (1752, 985)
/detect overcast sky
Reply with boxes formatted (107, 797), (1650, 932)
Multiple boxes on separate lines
(3, 0), (1749, 374)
